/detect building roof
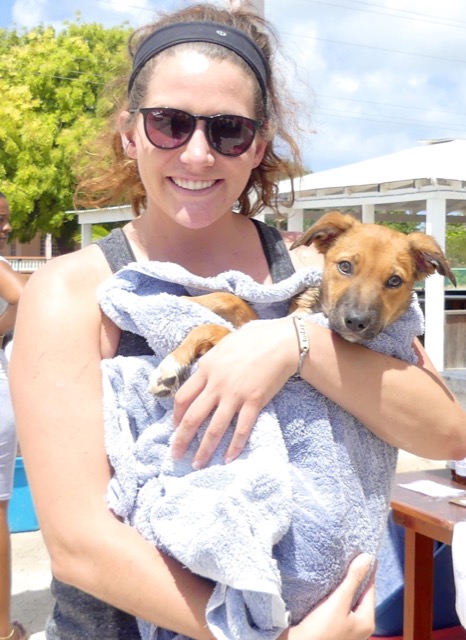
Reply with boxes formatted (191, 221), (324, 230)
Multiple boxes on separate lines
(276, 139), (466, 219)
(288, 139), (466, 195)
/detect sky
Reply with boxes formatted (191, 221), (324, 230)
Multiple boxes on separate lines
(1, 0), (466, 173)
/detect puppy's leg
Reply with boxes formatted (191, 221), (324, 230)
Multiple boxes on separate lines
(182, 292), (258, 327)
(149, 324), (232, 397)
(149, 292), (257, 397)
(288, 286), (321, 315)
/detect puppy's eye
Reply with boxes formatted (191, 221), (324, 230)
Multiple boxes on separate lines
(337, 260), (352, 275)
(386, 275), (403, 288)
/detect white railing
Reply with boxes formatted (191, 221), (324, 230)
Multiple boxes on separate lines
(7, 257), (49, 273)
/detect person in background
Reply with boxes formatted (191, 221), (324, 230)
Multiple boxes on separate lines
(9, 3), (466, 640)
(0, 192), (27, 640)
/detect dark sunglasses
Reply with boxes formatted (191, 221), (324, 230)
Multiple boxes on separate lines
(130, 107), (262, 157)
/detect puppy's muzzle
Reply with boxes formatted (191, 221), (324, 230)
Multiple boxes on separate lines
(326, 304), (382, 343)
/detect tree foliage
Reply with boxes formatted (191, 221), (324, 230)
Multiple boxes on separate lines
(379, 219), (466, 267)
(445, 223), (466, 267)
(0, 20), (131, 251)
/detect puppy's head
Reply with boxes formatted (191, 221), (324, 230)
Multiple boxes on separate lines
(292, 211), (456, 342)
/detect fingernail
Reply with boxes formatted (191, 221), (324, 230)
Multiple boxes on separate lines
(192, 460), (202, 470)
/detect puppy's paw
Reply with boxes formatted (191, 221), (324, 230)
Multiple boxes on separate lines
(148, 355), (190, 397)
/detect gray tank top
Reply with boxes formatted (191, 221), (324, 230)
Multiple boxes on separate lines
(102, 219), (295, 357)
(46, 218), (295, 639)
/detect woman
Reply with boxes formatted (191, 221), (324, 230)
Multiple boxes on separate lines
(9, 3), (466, 640)
(0, 192), (27, 640)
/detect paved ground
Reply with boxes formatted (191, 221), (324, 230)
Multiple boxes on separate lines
(10, 450), (447, 639)
(11, 530), (52, 639)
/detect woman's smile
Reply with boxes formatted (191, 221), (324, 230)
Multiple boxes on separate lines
(170, 177), (219, 192)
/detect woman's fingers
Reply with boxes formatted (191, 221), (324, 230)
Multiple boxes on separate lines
(289, 553), (375, 640)
(173, 393), (238, 466)
(343, 553), (376, 611)
(172, 370), (265, 468)
(171, 318), (297, 466)
(223, 401), (263, 463)
(331, 553), (376, 639)
(171, 372), (211, 460)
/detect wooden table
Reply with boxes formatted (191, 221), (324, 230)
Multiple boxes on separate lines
(391, 468), (466, 640)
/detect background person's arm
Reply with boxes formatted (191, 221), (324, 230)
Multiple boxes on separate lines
(0, 260), (25, 335)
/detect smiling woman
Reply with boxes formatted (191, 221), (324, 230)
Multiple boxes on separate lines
(8, 3), (466, 640)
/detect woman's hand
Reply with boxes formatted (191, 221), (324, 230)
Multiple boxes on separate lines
(287, 554), (375, 640)
(172, 316), (299, 469)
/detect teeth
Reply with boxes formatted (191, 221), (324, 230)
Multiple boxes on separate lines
(172, 178), (216, 191)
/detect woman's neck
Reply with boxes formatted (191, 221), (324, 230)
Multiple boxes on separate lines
(123, 212), (271, 283)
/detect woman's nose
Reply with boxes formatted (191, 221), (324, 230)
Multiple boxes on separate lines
(180, 124), (214, 166)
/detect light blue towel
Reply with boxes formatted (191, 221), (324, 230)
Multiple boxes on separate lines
(98, 262), (424, 640)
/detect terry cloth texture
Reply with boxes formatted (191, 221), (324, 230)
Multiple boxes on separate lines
(98, 261), (424, 640)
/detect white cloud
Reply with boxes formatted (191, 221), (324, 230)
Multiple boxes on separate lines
(12, 0), (48, 29)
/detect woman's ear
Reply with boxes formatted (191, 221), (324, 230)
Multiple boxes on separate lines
(252, 137), (267, 169)
(119, 110), (137, 159)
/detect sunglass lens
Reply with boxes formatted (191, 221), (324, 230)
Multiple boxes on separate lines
(210, 116), (256, 156)
(145, 109), (193, 149)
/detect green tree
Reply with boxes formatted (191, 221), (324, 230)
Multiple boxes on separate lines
(445, 224), (466, 268)
(0, 20), (130, 252)
(376, 219), (466, 267)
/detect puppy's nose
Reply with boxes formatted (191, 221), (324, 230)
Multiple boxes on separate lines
(344, 311), (372, 333)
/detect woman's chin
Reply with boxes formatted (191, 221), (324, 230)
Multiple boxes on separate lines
(173, 208), (228, 230)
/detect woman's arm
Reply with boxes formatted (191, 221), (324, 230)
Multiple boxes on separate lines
(0, 260), (25, 335)
(173, 239), (466, 467)
(10, 246), (376, 640)
(299, 324), (465, 459)
(9, 249), (216, 639)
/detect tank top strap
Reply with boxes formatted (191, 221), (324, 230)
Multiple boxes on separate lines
(96, 228), (153, 357)
(95, 227), (136, 273)
(251, 218), (295, 282)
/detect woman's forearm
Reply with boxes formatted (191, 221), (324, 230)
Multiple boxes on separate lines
(48, 513), (216, 640)
(301, 322), (466, 460)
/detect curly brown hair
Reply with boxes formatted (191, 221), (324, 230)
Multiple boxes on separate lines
(75, 2), (303, 218)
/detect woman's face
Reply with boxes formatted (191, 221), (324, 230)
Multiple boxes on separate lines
(123, 50), (267, 230)
(0, 198), (11, 253)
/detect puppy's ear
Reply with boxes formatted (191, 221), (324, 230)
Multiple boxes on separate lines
(409, 233), (457, 286)
(290, 211), (357, 254)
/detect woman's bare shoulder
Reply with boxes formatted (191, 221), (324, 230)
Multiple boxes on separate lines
(280, 230), (324, 271)
(25, 244), (111, 298)
(15, 244), (117, 358)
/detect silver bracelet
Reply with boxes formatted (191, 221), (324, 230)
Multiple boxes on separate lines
(293, 315), (309, 376)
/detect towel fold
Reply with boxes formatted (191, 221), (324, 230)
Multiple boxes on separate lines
(99, 261), (424, 640)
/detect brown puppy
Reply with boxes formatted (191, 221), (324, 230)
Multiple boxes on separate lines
(290, 211), (456, 342)
(149, 211), (455, 396)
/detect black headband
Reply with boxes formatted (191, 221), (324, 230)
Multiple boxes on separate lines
(128, 21), (269, 99)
